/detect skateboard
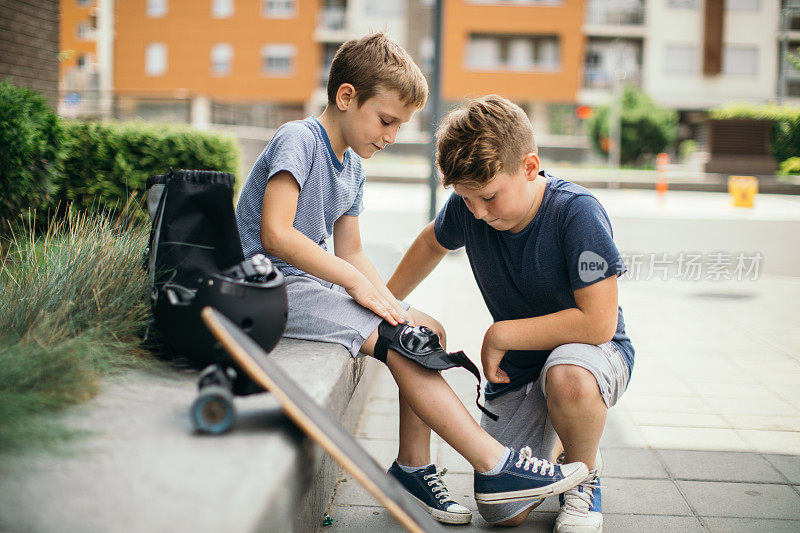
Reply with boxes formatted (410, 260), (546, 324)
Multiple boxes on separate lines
(199, 306), (444, 533)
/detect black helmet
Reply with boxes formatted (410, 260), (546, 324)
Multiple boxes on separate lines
(153, 255), (287, 394)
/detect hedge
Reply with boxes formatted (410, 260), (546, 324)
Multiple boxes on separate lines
(0, 80), (241, 222)
(59, 120), (241, 213)
(0, 80), (63, 223)
(710, 104), (800, 163)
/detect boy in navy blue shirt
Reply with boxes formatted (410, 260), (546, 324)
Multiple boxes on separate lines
(388, 95), (634, 531)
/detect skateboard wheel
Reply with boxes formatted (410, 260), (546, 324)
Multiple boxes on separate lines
(190, 385), (235, 434)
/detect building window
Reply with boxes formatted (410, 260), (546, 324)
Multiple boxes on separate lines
(212, 0), (234, 18)
(145, 43), (167, 76)
(667, 0), (697, 8)
(147, 0), (167, 17)
(465, 1), (561, 4)
(261, 44), (296, 76)
(76, 53), (94, 69)
(211, 44), (234, 76)
(76, 21), (94, 40)
(262, 0), (296, 18)
(664, 44), (698, 75)
(723, 45), (758, 76)
(77, 0), (93, 6)
(466, 34), (560, 71)
(726, 0), (760, 10)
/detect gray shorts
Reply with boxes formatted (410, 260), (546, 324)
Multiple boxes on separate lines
(476, 342), (630, 524)
(282, 273), (408, 357)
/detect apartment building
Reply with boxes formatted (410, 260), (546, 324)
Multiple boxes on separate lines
(59, 0), (798, 155)
(61, 0), (320, 125)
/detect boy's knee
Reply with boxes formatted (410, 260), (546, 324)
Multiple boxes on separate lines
(407, 308), (446, 349)
(545, 364), (600, 405)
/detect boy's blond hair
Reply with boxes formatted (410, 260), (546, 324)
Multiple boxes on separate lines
(436, 95), (537, 189)
(327, 32), (428, 109)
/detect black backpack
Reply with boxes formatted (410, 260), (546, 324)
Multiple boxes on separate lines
(144, 169), (287, 394)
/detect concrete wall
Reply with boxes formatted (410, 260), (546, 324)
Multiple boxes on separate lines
(0, 0), (60, 105)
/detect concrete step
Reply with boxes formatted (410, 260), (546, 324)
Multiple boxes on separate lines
(0, 340), (380, 533)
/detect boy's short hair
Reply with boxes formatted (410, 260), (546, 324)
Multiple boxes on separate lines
(436, 95), (537, 189)
(327, 32), (428, 109)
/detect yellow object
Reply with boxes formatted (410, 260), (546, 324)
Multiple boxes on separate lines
(728, 176), (758, 208)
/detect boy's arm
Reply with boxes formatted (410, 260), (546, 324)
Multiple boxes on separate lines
(332, 214), (411, 322)
(481, 275), (619, 383)
(261, 171), (405, 325)
(386, 221), (449, 300)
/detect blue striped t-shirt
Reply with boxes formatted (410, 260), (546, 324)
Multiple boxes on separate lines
(236, 116), (366, 275)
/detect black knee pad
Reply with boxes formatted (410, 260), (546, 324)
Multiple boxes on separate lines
(374, 321), (498, 421)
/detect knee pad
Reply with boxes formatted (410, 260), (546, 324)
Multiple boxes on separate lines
(374, 321), (498, 421)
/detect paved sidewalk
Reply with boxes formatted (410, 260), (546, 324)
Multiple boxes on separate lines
(323, 184), (800, 532)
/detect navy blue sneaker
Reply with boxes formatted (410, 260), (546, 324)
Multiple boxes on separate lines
(554, 468), (601, 532)
(474, 447), (588, 505)
(388, 462), (472, 524)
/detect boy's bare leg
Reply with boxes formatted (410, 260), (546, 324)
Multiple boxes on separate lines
(394, 308), (442, 467)
(361, 324), (505, 473)
(397, 395), (432, 467)
(545, 364), (606, 471)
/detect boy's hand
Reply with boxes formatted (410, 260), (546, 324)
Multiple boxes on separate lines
(481, 324), (510, 384)
(345, 274), (407, 326)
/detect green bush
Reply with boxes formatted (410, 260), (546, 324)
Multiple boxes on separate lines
(59, 120), (240, 213)
(587, 86), (678, 166)
(0, 80), (63, 224)
(779, 157), (800, 176)
(0, 208), (151, 451)
(710, 104), (800, 163)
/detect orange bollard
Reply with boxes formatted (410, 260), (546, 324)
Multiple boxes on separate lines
(728, 176), (758, 208)
(656, 153), (669, 202)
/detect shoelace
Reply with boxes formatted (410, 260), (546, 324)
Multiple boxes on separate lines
(423, 467), (455, 504)
(562, 474), (603, 517)
(515, 446), (556, 476)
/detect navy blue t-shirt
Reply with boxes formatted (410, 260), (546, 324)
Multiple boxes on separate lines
(434, 172), (635, 399)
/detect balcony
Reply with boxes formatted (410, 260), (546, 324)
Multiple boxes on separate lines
(583, 67), (641, 90)
(584, 2), (646, 37)
(315, 6), (347, 42)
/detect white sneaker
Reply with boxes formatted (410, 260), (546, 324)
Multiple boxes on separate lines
(553, 468), (602, 533)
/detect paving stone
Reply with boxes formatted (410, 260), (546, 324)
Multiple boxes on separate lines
(603, 514), (705, 533)
(737, 429), (800, 455)
(361, 396), (398, 416)
(723, 414), (800, 432)
(628, 410), (729, 429)
(600, 448), (669, 479)
(702, 517), (800, 533)
(599, 417), (648, 448)
(656, 450), (785, 483)
(703, 396), (800, 417)
(638, 426), (751, 452)
(763, 454), (800, 484)
(355, 438), (400, 469)
(693, 382), (776, 399)
(354, 413), (398, 441)
(677, 480), (800, 519)
(332, 472), (381, 507)
(324, 504), (407, 532)
(616, 394), (712, 414)
(603, 478), (692, 515)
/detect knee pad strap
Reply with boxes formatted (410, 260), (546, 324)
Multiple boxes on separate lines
(374, 321), (498, 421)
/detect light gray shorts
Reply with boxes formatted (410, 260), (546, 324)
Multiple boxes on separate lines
(476, 341), (630, 524)
(282, 273), (409, 357)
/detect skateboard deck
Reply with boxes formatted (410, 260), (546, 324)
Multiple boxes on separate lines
(200, 307), (444, 533)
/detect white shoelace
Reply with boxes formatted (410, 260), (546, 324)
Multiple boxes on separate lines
(423, 467), (456, 504)
(562, 474), (602, 517)
(515, 446), (556, 476)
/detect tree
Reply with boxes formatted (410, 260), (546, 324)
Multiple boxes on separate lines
(587, 86), (678, 167)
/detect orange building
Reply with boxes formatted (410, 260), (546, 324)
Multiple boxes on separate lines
(442, 0), (585, 103)
(114, 0), (319, 103)
(60, 0), (99, 95)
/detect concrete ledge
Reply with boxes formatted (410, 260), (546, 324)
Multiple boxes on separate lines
(0, 339), (380, 533)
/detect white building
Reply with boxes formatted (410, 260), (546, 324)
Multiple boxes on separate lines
(579, 0), (798, 110)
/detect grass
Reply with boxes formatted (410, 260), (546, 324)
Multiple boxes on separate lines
(0, 206), (152, 452)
